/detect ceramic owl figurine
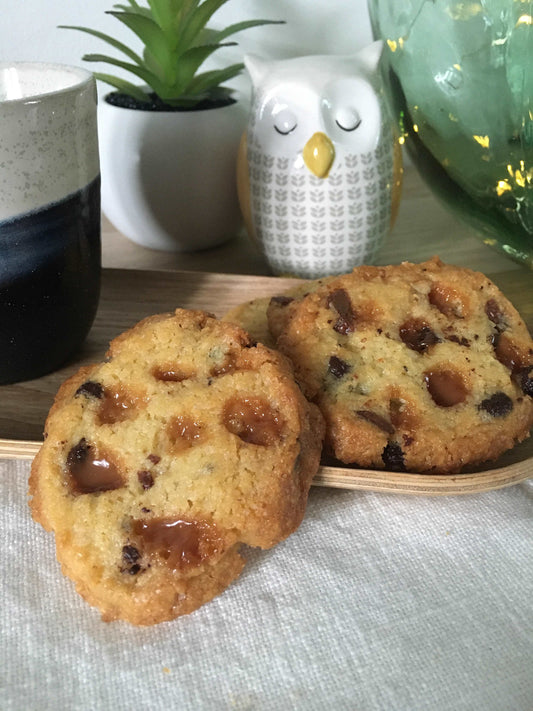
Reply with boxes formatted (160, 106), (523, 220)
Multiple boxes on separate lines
(237, 42), (402, 278)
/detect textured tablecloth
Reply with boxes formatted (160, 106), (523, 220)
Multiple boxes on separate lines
(2, 459), (532, 711)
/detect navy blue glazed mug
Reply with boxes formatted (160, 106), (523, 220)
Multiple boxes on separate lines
(0, 63), (101, 385)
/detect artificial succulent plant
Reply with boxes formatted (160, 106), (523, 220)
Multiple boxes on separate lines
(62, 0), (283, 107)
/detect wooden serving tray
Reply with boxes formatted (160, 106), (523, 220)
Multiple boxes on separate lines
(1, 267), (532, 495)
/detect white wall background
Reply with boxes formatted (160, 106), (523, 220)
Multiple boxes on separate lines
(2, 1), (374, 96)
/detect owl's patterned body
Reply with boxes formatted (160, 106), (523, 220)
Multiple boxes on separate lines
(247, 123), (394, 277)
(240, 45), (401, 278)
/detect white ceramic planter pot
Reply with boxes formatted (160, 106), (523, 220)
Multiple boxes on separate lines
(98, 95), (247, 251)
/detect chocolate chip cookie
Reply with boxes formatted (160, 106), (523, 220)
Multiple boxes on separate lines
(29, 309), (324, 625)
(223, 296), (276, 347)
(273, 257), (533, 473)
(223, 276), (335, 347)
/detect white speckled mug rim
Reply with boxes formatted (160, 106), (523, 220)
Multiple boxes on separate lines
(0, 62), (99, 221)
(0, 62), (93, 105)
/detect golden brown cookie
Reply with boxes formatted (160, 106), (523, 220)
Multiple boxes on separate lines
(267, 276), (337, 342)
(273, 257), (533, 473)
(29, 309), (324, 625)
(223, 276), (335, 347)
(223, 296), (275, 347)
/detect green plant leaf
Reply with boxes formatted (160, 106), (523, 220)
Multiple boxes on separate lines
(146, 0), (181, 32)
(59, 25), (144, 65)
(186, 62), (242, 94)
(211, 19), (285, 43)
(176, 0), (230, 53)
(170, 41), (236, 95)
(93, 72), (149, 101)
(82, 53), (166, 93)
(107, 10), (173, 73)
(142, 46), (167, 83)
(175, 0), (202, 30)
(161, 83), (234, 107)
(63, 0), (285, 106)
(112, 4), (153, 19)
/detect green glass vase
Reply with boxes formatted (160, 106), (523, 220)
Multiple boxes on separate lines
(368, 0), (533, 268)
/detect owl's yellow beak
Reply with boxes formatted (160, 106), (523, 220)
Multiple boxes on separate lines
(302, 132), (335, 179)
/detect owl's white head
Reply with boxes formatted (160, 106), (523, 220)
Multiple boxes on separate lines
(245, 42), (384, 178)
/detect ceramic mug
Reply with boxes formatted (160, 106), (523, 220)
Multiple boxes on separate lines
(0, 62), (101, 385)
